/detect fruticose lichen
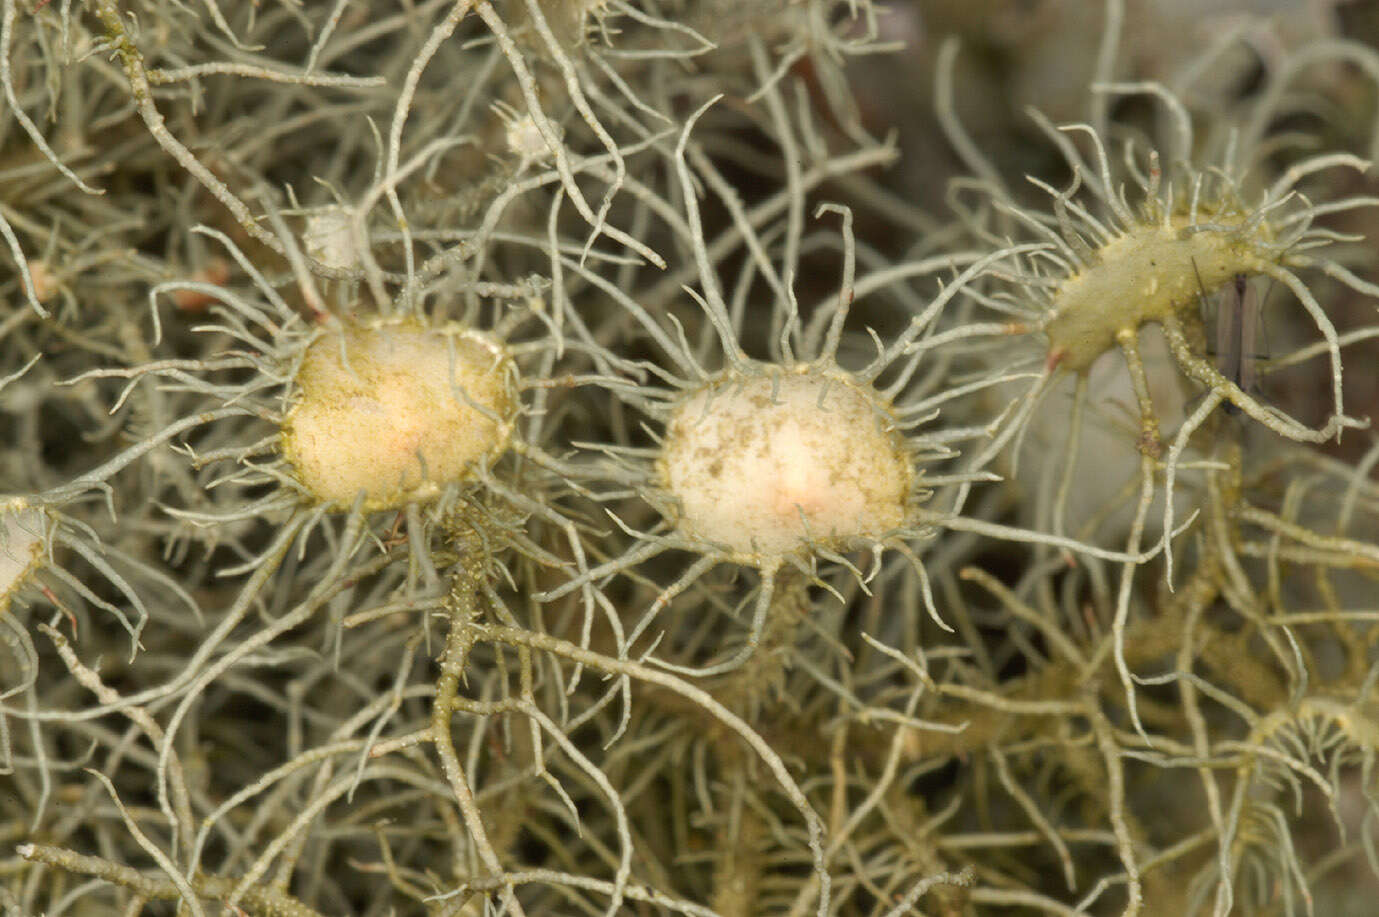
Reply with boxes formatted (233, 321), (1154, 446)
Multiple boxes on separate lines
(6, 1), (1379, 916)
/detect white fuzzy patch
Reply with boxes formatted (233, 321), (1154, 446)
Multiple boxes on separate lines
(303, 208), (359, 272)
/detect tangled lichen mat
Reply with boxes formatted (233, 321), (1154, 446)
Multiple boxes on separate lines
(5, 1), (1379, 915)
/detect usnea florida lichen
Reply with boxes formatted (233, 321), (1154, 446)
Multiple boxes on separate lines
(9, 1), (1379, 915)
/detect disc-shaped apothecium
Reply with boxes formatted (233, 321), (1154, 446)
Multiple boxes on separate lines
(281, 320), (517, 511)
(656, 367), (913, 561)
